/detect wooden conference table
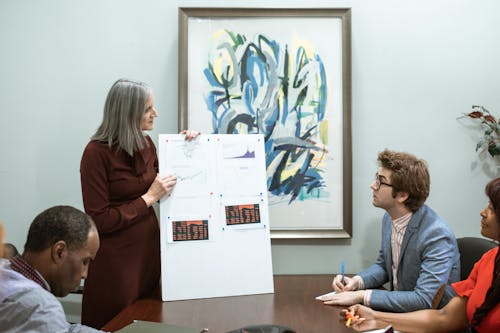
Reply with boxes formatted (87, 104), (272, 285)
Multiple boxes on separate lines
(103, 275), (352, 333)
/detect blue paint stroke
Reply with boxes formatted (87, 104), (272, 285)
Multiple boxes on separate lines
(203, 30), (329, 204)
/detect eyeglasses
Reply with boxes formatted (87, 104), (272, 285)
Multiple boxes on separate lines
(373, 172), (393, 191)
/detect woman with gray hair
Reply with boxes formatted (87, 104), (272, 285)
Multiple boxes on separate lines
(80, 79), (198, 329)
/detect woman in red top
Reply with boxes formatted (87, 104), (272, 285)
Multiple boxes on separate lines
(342, 178), (500, 333)
(80, 79), (198, 329)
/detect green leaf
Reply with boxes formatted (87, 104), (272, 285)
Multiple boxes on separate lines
(476, 139), (485, 152)
(488, 143), (500, 157)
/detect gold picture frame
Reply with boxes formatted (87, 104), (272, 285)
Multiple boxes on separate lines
(178, 7), (352, 238)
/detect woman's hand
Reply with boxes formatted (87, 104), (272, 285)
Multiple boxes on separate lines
(340, 305), (377, 331)
(180, 129), (201, 141)
(141, 174), (177, 207)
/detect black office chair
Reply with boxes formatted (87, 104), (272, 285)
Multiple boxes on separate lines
(456, 237), (497, 280)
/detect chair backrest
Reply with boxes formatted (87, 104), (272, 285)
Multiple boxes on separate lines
(456, 237), (497, 280)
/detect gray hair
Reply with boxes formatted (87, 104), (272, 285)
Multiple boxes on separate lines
(92, 78), (152, 156)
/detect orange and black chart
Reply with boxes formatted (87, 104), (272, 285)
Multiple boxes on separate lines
(172, 220), (209, 241)
(225, 204), (261, 225)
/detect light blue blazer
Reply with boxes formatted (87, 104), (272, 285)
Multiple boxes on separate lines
(358, 204), (460, 312)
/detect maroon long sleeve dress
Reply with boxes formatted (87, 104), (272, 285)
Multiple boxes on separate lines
(80, 135), (160, 329)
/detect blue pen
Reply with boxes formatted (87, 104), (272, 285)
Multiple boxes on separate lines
(341, 259), (345, 286)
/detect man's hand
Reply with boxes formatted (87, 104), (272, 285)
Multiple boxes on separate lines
(321, 290), (365, 306)
(332, 275), (361, 292)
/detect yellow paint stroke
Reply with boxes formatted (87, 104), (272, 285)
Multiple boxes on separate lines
(281, 152), (308, 182)
(213, 50), (233, 80)
(319, 119), (329, 145)
(211, 29), (227, 40)
(290, 33), (316, 63)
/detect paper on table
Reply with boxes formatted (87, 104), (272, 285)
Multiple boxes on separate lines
(362, 326), (401, 333)
(315, 291), (336, 300)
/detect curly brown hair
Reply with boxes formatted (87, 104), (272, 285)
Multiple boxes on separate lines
(377, 149), (430, 212)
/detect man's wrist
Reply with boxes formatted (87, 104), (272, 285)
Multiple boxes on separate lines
(363, 289), (373, 306)
(353, 275), (365, 290)
(356, 290), (366, 304)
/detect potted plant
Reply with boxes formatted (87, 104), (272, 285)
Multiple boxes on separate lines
(458, 105), (500, 157)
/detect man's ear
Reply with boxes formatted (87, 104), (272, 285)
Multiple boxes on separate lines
(396, 191), (409, 204)
(51, 240), (68, 264)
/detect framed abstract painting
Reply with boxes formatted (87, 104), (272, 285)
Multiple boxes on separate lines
(178, 8), (352, 238)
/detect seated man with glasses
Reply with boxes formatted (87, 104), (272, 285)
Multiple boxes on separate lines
(319, 149), (460, 312)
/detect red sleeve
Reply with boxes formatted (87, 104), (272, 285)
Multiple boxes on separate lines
(452, 247), (499, 330)
(452, 258), (479, 298)
(80, 142), (150, 235)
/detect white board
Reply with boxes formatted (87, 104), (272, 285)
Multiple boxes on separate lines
(158, 134), (274, 301)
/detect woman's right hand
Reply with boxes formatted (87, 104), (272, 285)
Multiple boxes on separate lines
(341, 305), (375, 331)
(141, 174), (177, 207)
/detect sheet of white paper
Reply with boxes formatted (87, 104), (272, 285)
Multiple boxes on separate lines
(315, 291), (336, 300)
(351, 325), (401, 333)
(216, 135), (265, 196)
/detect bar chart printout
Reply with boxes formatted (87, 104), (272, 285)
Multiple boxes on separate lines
(225, 204), (261, 225)
(172, 220), (209, 241)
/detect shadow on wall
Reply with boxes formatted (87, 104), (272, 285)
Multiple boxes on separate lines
(470, 154), (500, 178)
(360, 217), (382, 268)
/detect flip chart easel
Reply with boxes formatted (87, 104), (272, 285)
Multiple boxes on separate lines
(158, 134), (274, 301)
